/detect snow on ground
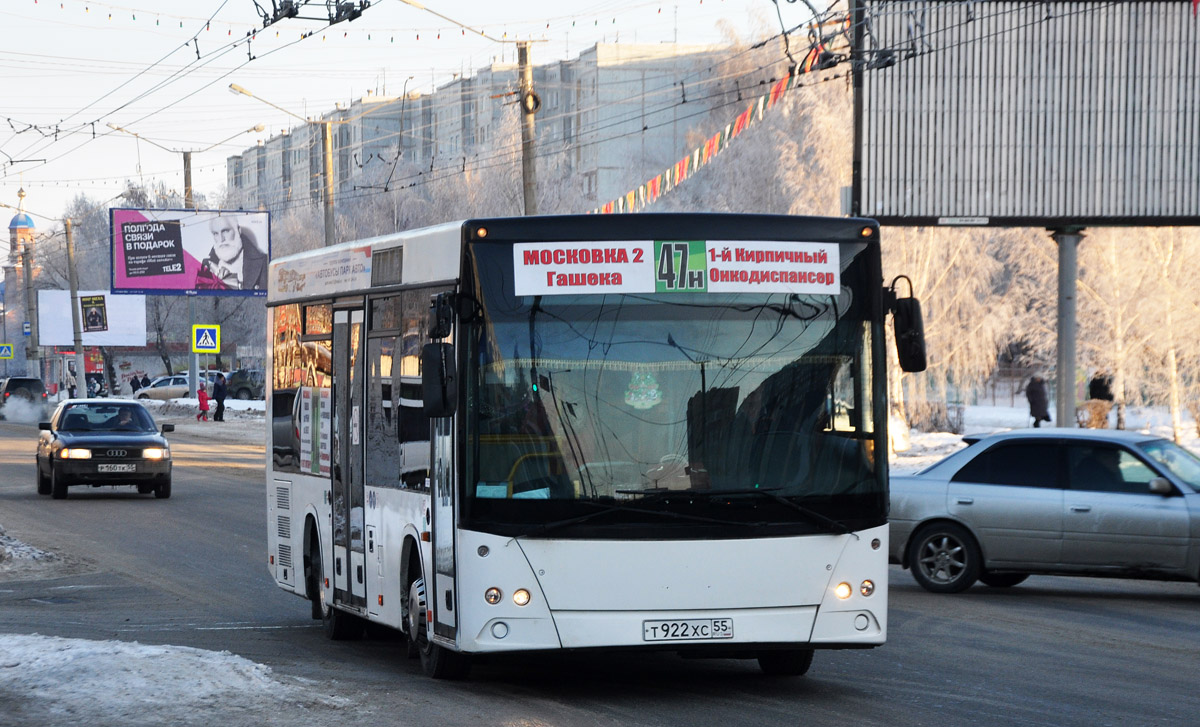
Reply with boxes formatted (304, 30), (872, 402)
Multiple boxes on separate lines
(0, 634), (349, 727)
(2, 401), (1198, 724)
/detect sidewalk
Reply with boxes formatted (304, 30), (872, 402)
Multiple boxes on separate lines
(126, 397), (267, 446)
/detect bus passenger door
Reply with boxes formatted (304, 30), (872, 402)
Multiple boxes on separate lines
(430, 415), (457, 643)
(332, 308), (367, 609)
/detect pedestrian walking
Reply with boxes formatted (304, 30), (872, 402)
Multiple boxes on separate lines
(212, 373), (227, 422)
(66, 370), (77, 399)
(1024, 374), (1051, 428)
(130, 375), (142, 397)
(196, 383), (210, 422)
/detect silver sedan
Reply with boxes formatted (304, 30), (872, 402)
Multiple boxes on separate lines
(889, 429), (1200, 592)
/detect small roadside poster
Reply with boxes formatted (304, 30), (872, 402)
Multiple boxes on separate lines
(81, 295), (109, 333)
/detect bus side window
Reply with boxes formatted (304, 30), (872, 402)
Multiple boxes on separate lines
(366, 335), (402, 489)
(394, 287), (448, 489)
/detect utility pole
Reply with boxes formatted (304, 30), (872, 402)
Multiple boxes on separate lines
(323, 121), (335, 246)
(20, 236), (38, 379)
(518, 41), (539, 216)
(65, 219), (87, 398)
(185, 152), (199, 399)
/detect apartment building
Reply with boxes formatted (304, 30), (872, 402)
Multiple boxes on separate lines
(227, 42), (722, 210)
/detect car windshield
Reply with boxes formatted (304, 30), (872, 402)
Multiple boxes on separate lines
(59, 404), (156, 432)
(1138, 439), (1200, 492)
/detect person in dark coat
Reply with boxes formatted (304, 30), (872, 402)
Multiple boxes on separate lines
(140, 374), (151, 389)
(1088, 372), (1114, 402)
(212, 373), (227, 422)
(1025, 375), (1051, 428)
(130, 375), (142, 396)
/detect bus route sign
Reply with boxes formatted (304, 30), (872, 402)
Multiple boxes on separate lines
(512, 240), (839, 296)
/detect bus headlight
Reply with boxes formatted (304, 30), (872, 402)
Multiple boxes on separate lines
(142, 448), (169, 460)
(59, 448), (92, 459)
(484, 587), (502, 605)
(860, 580), (876, 597)
(834, 582), (852, 600)
(513, 589), (531, 606)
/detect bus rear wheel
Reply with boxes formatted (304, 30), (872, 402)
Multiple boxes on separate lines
(407, 578), (471, 680)
(757, 649), (814, 676)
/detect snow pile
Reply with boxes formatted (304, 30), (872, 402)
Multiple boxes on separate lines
(0, 634), (347, 726)
(0, 525), (61, 579)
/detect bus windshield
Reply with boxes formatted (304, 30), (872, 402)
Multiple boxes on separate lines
(461, 241), (885, 538)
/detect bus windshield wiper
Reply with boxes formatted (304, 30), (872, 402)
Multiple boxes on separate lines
(620, 487), (854, 536)
(516, 499), (761, 537)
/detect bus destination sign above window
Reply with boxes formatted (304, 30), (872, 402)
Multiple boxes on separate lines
(512, 240), (839, 296)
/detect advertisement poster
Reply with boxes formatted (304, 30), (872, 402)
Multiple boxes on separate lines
(298, 386), (332, 477)
(110, 208), (270, 297)
(80, 295), (108, 332)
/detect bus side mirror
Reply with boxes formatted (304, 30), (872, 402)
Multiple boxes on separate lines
(422, 342), (458, 418)
(428, 293), (455, 340)
(887, 276), (928, 373)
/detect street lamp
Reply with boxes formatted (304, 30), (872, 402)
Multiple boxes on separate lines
(229, 83), (336, 247)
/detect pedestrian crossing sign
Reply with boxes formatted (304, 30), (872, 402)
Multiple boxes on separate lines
(192, 325), (221, 354)
(0, 344), (11, 359)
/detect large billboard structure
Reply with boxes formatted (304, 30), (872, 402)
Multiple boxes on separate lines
(853, 0), (1199, 227)
(37, 290), (147, 347)
(111, 208), (270, 297)
(851, 0), (1199, 425)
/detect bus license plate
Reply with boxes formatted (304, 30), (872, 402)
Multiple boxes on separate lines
(643, 618), (734, 641)
(98, 464), (136, 473)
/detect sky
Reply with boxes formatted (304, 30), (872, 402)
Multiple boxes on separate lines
(0, 0), (799, 227)
(3, 399), (1197, 725)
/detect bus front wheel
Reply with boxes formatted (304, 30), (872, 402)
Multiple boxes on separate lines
(757, 649), (814, 676)
(407, 578), (471, 680)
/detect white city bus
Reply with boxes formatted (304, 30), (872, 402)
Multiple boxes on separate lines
(265, 214), (926, 679)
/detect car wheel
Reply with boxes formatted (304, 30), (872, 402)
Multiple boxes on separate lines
(408, 578), (471, 679)
(37, 461), (51, 496)
(50, 468), (68, 500)
(154, 478), (172, 499)
(236, 388), (252, 400)
(908, 522), (981, 593)
(137, 393), (149, 400)
(979, 572), (1029, 588)
(758, 649), (814, 676)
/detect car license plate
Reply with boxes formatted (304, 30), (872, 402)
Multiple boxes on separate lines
(643, 618), (734, 641)
(98, 464), (136, 473)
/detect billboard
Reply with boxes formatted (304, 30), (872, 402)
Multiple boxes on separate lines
(37, 290), (147, 347)
(111, 208), (270, 296)
(854, 1), (1200, 227)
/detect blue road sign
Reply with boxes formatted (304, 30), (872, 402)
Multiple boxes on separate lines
(0, 344), (12, 359)
(192, 325), (221, 354)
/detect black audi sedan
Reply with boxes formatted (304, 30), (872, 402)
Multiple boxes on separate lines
(36, 400), (174, 500)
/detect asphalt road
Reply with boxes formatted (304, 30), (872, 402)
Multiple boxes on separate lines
(1, 419), (1198, 726)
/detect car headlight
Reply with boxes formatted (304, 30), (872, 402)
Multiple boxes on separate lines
(59, 448), (92, 459)
(142, 448), (169, 460)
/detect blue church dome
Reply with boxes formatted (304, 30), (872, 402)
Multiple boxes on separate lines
(8, 212), (34, 230)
